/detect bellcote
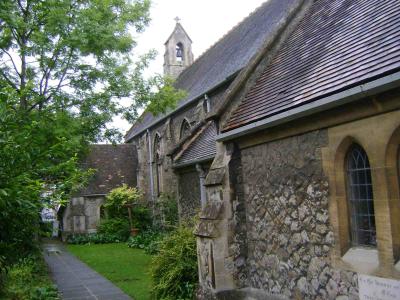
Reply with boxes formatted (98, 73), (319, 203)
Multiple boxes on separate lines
(163, 18), (194, 79)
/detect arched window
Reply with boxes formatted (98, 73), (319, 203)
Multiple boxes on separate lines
(180, 119), (191, 139)
(153, 134), (162, 196)
(346, 144), (376, 247)
(176, 43), (183, 62)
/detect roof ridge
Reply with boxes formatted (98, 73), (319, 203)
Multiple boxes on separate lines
(176, 0), (271, 81)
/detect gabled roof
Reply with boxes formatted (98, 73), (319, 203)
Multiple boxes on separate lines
(77, 144), (137, 196)
(165, 22), (192, 44)
(173, 121), (217, 167)
(223, 0), (400, 133)
(125, 0), (299, 142)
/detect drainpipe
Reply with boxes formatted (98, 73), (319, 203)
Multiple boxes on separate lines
(147, 129), (154, 202)
(196, 163), (207, 209)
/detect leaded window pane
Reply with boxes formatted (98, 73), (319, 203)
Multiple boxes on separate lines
(346, 144), (376, 247)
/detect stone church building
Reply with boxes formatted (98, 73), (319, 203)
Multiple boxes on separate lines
(63, 0), (400, 298)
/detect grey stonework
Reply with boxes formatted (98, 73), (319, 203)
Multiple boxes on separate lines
(163, 22), (193, 79)
(241, 130), (357, 299)
(178, 168), (202, 219)
(198, 130), (359, 299)
(62, 196), (104, 239)
(132, 96), (210, 221)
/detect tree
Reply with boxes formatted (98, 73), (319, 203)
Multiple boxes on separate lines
(0, 0), (184, 263)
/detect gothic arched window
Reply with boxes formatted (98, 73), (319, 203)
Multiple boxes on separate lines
(346, 144), (376, 247)
(180, 119), (191, 140)
(153, 134), (162, 196)
(176, 43), (183, 62)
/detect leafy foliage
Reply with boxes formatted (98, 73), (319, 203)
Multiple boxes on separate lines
(105, 184), (142, 217)
(127, 229), (165, 255)
(105, 185), (151, 230)
(0, 0), (185, 268)
(67, 233), (124, 244)
(0, 255), (59, 299)
(157, 193), (179, 228)
(150, 225), (198, 300)
(0, 99), (91, 263)
(97, 218), (131, 240)
(0, 256), (7, 290)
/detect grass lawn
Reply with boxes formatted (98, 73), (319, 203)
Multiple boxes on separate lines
(67, 243), (152, 300)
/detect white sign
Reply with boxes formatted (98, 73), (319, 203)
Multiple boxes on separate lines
(359, 274), (400, 300)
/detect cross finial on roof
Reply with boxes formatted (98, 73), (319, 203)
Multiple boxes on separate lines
(174, 16), (181, 23)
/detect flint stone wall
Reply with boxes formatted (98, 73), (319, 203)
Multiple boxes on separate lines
(239, 130), (358, 299)
(178, 168), (201, 219)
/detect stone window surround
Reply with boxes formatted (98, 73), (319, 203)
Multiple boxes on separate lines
(153, 132), (163, 196)
(322, 110), (400, 278)
(180, 117), (191, 140)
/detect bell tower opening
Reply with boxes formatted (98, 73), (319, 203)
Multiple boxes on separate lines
(163, 17), (194, 79)
(176, 43), (184, 62)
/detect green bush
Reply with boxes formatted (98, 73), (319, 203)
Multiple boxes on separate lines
(0, 255), (6, 290)
(131, 205), (152, 230)
(105, 185), (142, 219)
(158, 193), (179, 227)
(97, 218), (130, 240)
(150, 225), (198, 300)
(67, 233), (124, 244)
(127, 229), (165, 255)
(0, 255), (59, 299)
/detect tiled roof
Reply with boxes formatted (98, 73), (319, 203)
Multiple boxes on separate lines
(223, 0), (400, 132)
(125, 0), (298, 141)
(174, 122), (217, 167)
(77, 144), (137, 196)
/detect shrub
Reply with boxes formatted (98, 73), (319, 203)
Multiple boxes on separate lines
(97, 218), (130, 240)
(105, 184), (142, 219)
(0, 255), (59, 299)
(0, 255), (6, 289)
(67, 233), (123, 244)
(157, 193), (179, 228)
(131, 205), (152, 230)
(127, 229), (165, 255)
(150, 225), (198, 300)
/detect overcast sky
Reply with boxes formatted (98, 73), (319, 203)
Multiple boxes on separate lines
(116, 0), (267, 133)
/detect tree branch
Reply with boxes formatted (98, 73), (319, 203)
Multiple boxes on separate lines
(30, 48), (75, 111)
(0, 47), (21, 78)
(0, 69), (19, 91)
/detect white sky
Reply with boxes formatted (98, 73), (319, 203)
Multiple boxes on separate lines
(115, 0), (267, 133)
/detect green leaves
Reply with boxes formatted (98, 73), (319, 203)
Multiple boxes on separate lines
(150, 225), (198, 300)
(105, 184), (143, 208)
(0, 0), (187, 266)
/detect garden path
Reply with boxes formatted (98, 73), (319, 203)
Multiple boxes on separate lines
(42, 239), (132, 300)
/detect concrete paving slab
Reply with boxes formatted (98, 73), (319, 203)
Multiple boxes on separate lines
(42, 240), (133, 300)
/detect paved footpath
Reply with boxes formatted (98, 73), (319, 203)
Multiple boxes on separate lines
(42, 240), (132, 300)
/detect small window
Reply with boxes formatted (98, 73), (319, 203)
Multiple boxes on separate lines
(346, 144), (376, 247)
(180, 119), (191, 139)
(176, 43), (183, 62)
